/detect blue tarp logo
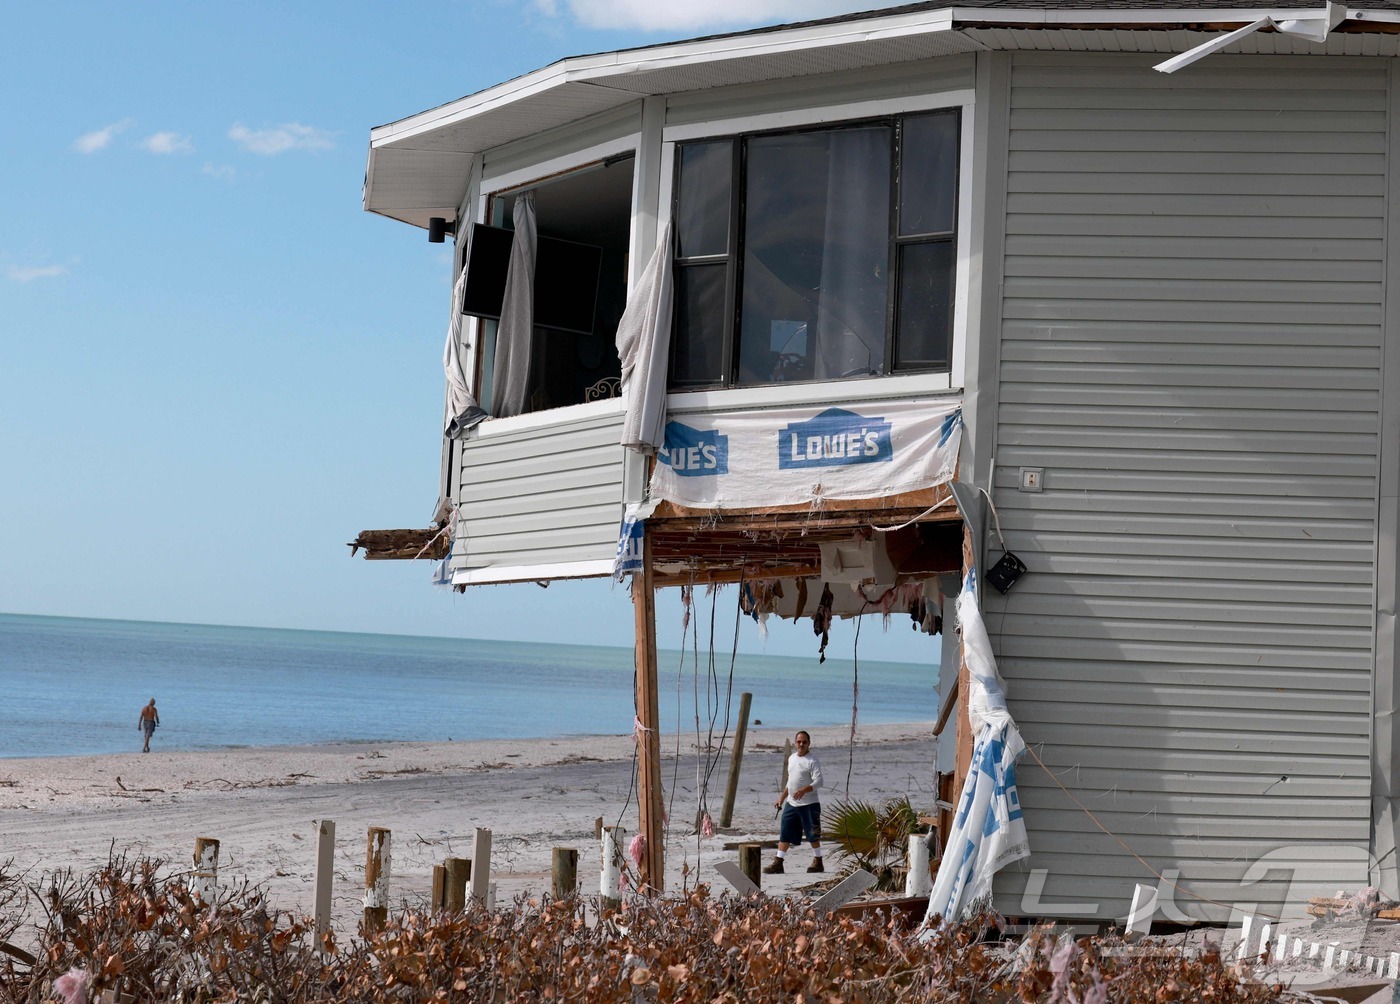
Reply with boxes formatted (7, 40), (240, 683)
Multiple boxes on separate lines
(658, 422), (728, 478)
(778, 407), (893, 470)
(613, 515), (645, 580)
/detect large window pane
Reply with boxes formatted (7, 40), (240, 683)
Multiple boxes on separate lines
(672, 264), (728, 386)
(899, 112), (958, 237)
(895, 240), (954, 370)
(676, 141), (732, 259)
(739, 126), (891, 384)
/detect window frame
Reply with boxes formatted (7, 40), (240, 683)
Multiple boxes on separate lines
(660, 89), (974, 411)
(465, 131), (640, 439)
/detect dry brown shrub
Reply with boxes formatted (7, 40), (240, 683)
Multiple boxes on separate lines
(0, 858), (1294, 1003)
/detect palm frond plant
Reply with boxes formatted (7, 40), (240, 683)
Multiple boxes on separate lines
(822, 795), (923, 891)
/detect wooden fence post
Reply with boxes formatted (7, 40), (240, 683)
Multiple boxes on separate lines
(363, 827), (391, 934)
(445, 856), (471, 912)
(552, 847), (578, 899)
(313, 819), (335, 938)
(469, 828), (492, 909)
(738, 843), (762, 888)
(719, 692), (753, 828)
(191, 837), (219, 902)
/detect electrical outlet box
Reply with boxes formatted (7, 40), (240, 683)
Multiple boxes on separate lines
(1019, 467), (1044, 492)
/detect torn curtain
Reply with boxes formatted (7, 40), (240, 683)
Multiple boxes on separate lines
(490, 191), (537, 419)
(444, 262), (487, 437)
(922, 567), (1030, 928)
(615, 221), (673, 452)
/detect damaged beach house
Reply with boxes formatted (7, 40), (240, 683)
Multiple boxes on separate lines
(352, 0), (1400, 928)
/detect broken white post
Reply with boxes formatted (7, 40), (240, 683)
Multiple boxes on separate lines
(487, 881), (497, 912)
(313, 819), (335, 939)
(1389, 951), (1399, 979)
(601, 826), (626, 908)
(363, 827), (391, 934)
(1234, 915), (1253, 960)
(191, 837), (219, 902)
(1125, 883), (1157, 935)
(905, 835), (932, 898)
(1274, 934), (1288, 964)
(469, 827), (492, 909)
(1324, 943), (1337, 970)
(1256, 922), (1272, 961)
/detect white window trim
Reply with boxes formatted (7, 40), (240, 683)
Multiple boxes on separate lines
(659, 87), (975, 409)
(470, 393), (625, 439)
(479, 132), (641, 204)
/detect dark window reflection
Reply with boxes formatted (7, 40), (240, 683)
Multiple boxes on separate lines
(676, 142), (732, 259)
(895, 241), (954, 369)
(738, 126), (891, 383)
(672, 264), (727, 386)
(899, 112), (958, 237)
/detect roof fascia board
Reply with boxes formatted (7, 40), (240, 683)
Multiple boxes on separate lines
(951, 6), (1365, 25)
(370, 9), (959, 149)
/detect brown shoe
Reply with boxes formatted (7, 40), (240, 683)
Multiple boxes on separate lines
(762, 858), (785, 874)
(807, 859), (825, 873)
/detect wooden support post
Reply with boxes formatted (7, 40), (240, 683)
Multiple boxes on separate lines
(552, 847), (578, 900)
(719, 692), (753, 828)
(469, 828), (492, 909)
(631, 527), (664, 894)
(363, 827), (391, 935)
(445, 856), (471, 913)
(738, 842), (762, 888)
(191, 837), (219, 902)
(313, 819), (335, 938)
(953, 528), (976, 805)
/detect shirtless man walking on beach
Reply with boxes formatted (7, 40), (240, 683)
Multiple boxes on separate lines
(138, 698), (160, 753)
(764, 730), (824, 874)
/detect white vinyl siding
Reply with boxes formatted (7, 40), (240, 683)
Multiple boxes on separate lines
(988, 53), (1384, 921)
(450, 412), (625, 581)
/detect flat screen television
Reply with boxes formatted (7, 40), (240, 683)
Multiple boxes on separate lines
(460, 223), (602, 336)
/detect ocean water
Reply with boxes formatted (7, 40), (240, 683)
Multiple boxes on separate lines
(0, 613), (938, 759)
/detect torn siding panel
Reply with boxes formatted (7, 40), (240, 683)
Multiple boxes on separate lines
(988, 52), (1384, 922)
(451, 411), (625, 580)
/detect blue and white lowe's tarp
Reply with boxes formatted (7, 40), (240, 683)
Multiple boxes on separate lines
(646, 399), (962, 510)
(922, 569), (1030, 928)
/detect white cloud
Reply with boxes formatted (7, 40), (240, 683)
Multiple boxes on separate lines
(227, 122), (335, 156)
(73, 118), (134, 154)
(202, 162), (237, 181)
(142, 131), (194, 155)
(536, 0), (862, 31)
(8, 264), (68, 283)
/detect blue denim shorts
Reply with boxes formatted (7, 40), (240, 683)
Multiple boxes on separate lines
(779, 802), (821, 845)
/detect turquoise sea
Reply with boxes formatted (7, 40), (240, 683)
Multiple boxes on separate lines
(0, 613), (938, 759)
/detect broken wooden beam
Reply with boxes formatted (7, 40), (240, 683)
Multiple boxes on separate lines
(348, 527), (449, 560)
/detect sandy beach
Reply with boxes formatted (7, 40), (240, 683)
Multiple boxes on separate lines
(0, 723), (936, 935)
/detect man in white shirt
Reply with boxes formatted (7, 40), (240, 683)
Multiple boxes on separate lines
(764, 730), (825, 874)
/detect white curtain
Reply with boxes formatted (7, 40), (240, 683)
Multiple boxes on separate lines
(615, 221), (673, 452)
(814, 128), (888, 380)
(443, 262), (487, 437)
(490, 192), (537, 418)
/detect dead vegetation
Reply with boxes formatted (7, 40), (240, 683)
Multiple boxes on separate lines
(0, 856), (1302, 1003)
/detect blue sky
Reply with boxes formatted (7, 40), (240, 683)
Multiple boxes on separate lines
(0, 0), (942, 664)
